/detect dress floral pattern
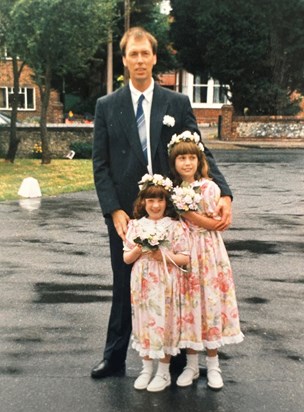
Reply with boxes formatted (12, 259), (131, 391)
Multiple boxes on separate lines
(180, 178), (244, 350)
(124, 217), (190, 359)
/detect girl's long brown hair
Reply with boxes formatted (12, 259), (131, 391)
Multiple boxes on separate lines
(133, 185), (177, 219)
(169, 141), (210, 185)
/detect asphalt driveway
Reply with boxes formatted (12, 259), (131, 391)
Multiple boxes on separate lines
(0, 147), (303, 412)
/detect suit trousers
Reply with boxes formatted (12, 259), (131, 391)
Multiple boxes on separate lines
(103, 217), (132, 366)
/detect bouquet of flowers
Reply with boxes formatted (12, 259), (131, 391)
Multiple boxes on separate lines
(133, 226), (169, 251)
(171, 184), (202, 214)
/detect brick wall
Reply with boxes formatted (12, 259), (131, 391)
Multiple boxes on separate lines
(0, 60), (63, 123)
(193, 108), (222, 125)
(220, 105), (234, 140)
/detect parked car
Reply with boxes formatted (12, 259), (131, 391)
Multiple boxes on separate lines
(0, 112), (22, 126)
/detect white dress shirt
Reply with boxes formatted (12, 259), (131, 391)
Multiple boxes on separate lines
(129, 79), (154, 174)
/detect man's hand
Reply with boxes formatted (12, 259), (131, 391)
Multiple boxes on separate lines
(214, 196), (232, 231)
(111, 209), (130, 240)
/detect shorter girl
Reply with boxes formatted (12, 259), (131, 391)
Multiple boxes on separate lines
(168, 131), (244, 390)
(123, 174), (190, 392)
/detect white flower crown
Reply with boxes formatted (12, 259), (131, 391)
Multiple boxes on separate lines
(138, 173), (173, 191)
(167, 130), (205, 154)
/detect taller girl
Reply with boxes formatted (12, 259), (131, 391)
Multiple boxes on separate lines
(168, 131), (244, 390)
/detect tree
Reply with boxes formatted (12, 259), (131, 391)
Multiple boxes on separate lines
(60, 0), (178, 114)
(0, 0), (26, 163)
(56, 0), (120, 111)
(129, 0), (178, 74)
(11, 0), (113, 164)
(170, 0), (304, 115)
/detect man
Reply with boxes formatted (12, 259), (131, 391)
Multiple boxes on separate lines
(91, 27), (232, 379)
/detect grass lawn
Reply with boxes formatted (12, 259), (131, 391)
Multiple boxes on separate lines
(0, 159), (95, 201)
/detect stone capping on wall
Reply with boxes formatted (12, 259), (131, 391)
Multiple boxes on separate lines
(220, 105), (304, 141)
(17, 123), (94, 129)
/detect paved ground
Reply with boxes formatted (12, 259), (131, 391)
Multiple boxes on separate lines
(0, 146), (303, 411)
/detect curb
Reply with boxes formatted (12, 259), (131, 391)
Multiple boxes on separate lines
(203, 139), (304, 150)
(200, 126), (304, 149)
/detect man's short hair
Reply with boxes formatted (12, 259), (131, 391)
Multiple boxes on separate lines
(120, 27), (158, 56)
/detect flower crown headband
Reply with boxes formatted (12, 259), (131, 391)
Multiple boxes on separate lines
(138, 173), (173, 192)
(167, 130), (205, 154)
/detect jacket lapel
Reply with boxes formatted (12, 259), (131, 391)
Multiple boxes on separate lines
(117, 85), (147, 165)
(150, 84), (169, 159)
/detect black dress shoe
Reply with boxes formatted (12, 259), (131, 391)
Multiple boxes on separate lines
(91, 359), (126, 379)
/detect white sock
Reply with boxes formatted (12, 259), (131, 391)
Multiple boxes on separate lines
(157, 361), (170, 375)
(142, 359), (153, 373)
(186, 353), (199, 370)
(206, 355), (219, 369)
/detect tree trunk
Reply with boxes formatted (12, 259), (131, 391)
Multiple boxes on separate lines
(4, 57), (22, 163)
(39, 65), (52, 164)
(269, 24), (287, 115)
(107, 31), (113, 94)
(123, 0), (130, 83)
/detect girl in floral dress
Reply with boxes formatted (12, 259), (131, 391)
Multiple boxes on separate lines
(168, 131), (244, 390)
(123, 174), (190, 392)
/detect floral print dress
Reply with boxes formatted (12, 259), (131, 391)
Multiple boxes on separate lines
(124, 216), (190, 359)
(181, 178), (244, 350)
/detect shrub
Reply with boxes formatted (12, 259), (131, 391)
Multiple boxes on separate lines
(70, 141), (92, 159)
(0, 139), (6, 158)
(32, 143), (42, 159)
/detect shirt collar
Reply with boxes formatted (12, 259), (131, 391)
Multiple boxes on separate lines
(129, 79), (154, 103)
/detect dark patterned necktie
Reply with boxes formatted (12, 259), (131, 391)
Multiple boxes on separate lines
(136, 94), (147, 162)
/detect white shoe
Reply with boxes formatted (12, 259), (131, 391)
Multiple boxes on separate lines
(176, 366), (199, 387)
(134, 371), (153, 390)
(146, 373), (171, 392)
(207, 366), (224, 389)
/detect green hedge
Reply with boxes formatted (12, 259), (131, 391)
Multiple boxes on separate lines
(69, 141), (92, 159)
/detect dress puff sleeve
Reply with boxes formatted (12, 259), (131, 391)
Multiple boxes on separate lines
(123, 219), (137, 252)
(200, 179), (221, 218)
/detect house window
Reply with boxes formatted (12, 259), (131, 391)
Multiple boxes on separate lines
(0, 88), (6, 108)
(213, 80), (228, 104)
(193, 73), (209, 103)
(0, 86), (35, 110)
(192, 74), (229, 106)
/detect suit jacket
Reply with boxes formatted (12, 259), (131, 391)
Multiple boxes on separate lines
(93, 82), (232, 218)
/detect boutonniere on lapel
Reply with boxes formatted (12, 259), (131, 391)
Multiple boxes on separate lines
(163, 115), (175, 127)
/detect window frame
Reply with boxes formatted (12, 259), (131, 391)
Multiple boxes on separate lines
(187, 73), (230, 109)
(0, 86), (36, 111)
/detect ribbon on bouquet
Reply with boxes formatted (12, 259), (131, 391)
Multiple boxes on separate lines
(153, 216), (191, 276)
(159, 246), (189, 275)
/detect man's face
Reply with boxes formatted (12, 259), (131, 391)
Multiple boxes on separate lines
(122, 36), (157, 89)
